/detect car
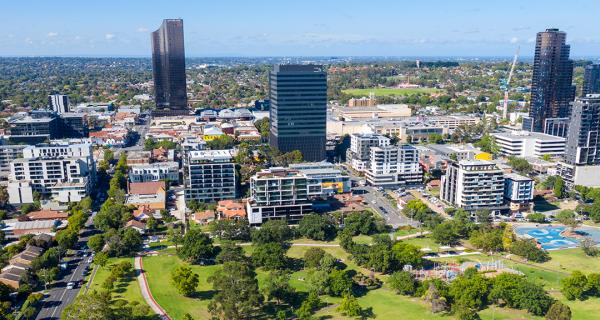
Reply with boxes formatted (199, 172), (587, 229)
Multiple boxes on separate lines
(66, 282), (76, 289)
(371, 200), (377, 204)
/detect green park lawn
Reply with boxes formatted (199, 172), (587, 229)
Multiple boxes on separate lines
(343, 87), (442, 97)
(83, 257), (147, 306)
(139, 238), (596, 320)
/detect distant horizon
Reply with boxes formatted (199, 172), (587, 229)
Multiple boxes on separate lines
(2, 1), (600, 57)
(0, 54), (600, 62)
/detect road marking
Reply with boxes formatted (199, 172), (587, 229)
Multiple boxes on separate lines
(49, 259), (86, 318)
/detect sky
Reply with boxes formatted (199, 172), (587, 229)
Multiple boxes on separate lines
(1, 0), (599, 57)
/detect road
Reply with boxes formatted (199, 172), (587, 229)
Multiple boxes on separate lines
(353, 186), (419, 228)
(337, 164), (419, 228)
(35, 217), (97, 319)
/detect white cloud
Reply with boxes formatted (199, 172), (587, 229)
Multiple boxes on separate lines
(47, 32), (58, 38)
(137, 27), (148, 33)
(510, 37), (519, 44)
(105, 33), (115, 40)
(24, 37), (33, 44)
(527, 37), (536, 43)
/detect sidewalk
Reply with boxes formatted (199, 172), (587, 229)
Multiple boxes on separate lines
(134, 255), (171, 320)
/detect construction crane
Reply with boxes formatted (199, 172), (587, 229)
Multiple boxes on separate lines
(501, 47), (520, 119)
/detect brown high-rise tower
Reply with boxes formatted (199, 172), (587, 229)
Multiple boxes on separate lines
(151, 19), (188, 116)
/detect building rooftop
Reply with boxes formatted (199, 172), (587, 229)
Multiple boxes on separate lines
(492, 130), (565, 142)
(188, 149), (232, 161)
(504, 173), (533, 182)
(128, 181), (166, 195)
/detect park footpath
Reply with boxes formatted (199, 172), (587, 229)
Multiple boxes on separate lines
(134, 255), (171, 320)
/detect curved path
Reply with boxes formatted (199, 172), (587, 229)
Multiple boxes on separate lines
(134, 255), (171, 320)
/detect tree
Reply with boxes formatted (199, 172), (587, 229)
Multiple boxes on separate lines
(93, 252), (109, 267)
(178, 229), (216, 264)
(328, 269), (354, 297)
(37, 267), (59, 290)
(474, 134), (500, 154)
(432, 221), (460, 245)
(167, 226), (184, 249)
(297, 214), (337, 241)
(209, 219), (251, 241)
(449, 270), (490, 311)
(146, 216), (158, 232)
(561, 271), (588, 300)
(88, 234), (105, 253)
(102, 274), (116, 292)
(251, 220), (293, 244)
(474, 209), (490, 224)
(489, 273), (553, 316)
(216, 241), (248, 264)
(388, 271), (418, 296)
(261, 270), (296, 305)
(554, 176), (565, 199)
(469, 228), (503, 252)
(207, 135), (236, 150)
(555, 210), (579, 231)
(507, 156), (533, 174)
(545, 301), (572, 320)
(252, 242), (287, 270)
(424, 281), (448, 313)
(527, 212), (547, 223)
(392, 241), (424, 269)
(306, 269), (329, 295)
(296, 292), (322, 320)
(304, 247), (326, 269)
(0, 186), (8, 208)
(337, 293), (363, 317)
(56, 229), (78, 250)
(208, 261), (263, 320)
(580, 237), (599, 257)
(62, 291), (114, 320)
(510, 239), (550, 263)
(171, 265), (199, 296)
(502, 224), (516, 251)
(255, 117), (270, 139)
(428, 133), (445, 144)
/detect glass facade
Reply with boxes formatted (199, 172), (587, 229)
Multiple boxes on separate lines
(151, 19), (189, 116)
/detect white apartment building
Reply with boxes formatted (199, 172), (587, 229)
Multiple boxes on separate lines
(8, 142), (95, 204)
(504, 173), (534, 212)
(129, 162), (179, 183)
(246, 168), (312, 225)
(289, 162), (351, 196)
(365, 145), (422, 187)
(492, 130), (565, 157)
(0, 145), (26, 179)
(183, 150), (236, 203)
(347, 133), (390, 172)
(440, 160), (505, 213)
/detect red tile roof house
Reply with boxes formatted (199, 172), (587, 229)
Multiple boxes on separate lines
(125, 220), (146, 234)
(24, 210), (68, 221)
(192, 210), (216, 225)
(216, 200), (247, 220)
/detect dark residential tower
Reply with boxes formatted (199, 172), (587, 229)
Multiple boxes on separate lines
(526, 28), (575, 135)
(151, 19), (188, 116)
(565, 94), (600, 165)
(583, 64), (600, 96)
(269, 65), (327, 162)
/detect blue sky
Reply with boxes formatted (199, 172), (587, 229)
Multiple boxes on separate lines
(1, 0), (599, 57)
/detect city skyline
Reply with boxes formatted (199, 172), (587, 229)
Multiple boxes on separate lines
(2, 0), (600, 57)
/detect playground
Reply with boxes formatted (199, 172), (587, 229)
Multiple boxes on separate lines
(515, 225), (600, 250)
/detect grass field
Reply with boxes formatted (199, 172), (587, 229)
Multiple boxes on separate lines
(343, 87), (442, 97)
(83, 257), (148, 306)
(139, 232), (600, 320)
